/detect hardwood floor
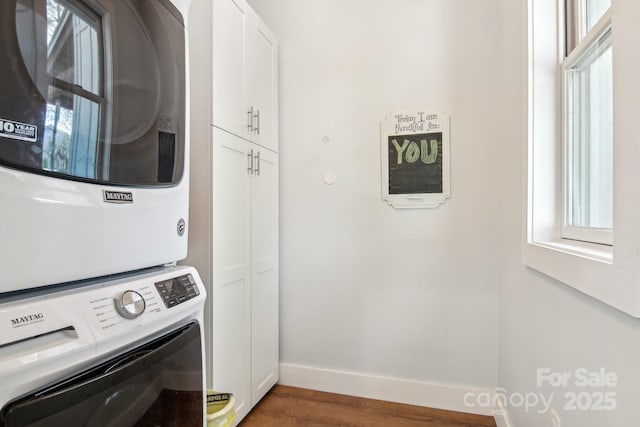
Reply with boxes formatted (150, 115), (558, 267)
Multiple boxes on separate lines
(239, 385), (497, 427)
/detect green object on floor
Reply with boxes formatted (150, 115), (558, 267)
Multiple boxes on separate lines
(206, 391), (236, 427)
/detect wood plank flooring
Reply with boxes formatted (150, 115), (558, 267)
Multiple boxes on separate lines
(239, 385), (496, 427)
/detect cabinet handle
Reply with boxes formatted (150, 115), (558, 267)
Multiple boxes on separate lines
(254, 109), (260, 135)
(247, 106), (254, 132)
(254, 151), (261, 176)
(247, 149), (254, 175)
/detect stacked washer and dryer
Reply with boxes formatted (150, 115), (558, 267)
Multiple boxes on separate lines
(0, 0), (207, 425)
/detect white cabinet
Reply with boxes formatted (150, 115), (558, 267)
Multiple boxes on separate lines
(249, 147), (279, 404)
(246, 13), (278, 152)
(210, 129), (252, 420)
(210, 128), (279, 422)
(186, 1), (278, 424)
(213, 0), (278, 152)
(211, 0), (247, 138)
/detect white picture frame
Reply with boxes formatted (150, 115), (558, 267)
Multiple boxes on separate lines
(381, 110), (450, 209)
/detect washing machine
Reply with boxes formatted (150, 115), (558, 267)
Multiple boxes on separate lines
(0, 265), (206, 427)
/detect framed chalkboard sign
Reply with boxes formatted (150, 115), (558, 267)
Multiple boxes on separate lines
(381, 111), (450, 208)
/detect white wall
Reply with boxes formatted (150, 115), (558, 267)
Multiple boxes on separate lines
(249, 0), (501, 396)
(186, 1), (640, 424)
(499, 1), (640, 426)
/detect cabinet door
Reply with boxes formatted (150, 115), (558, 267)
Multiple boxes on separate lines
(211, 127), (252, 421)
(250, 147), (279, 404)
(212, 0), (249, 137)
(246, 9), (278, 151)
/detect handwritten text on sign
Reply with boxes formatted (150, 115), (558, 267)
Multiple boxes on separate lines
(390, 138), (438, 165)
(381, 110), (449, 207)
(387, 113), (443, 194)
(388, 132), (442, 194)
(394, 113), (440, 134)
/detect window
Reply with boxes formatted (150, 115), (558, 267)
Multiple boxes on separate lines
(562, 0), (612, 245)
(525, 0), (640, 317)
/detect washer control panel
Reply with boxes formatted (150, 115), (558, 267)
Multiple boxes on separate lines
(84, 267), (203, 336)
(154, 273), (200, 309)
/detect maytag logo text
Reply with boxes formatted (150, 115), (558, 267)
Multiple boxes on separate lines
(103, 190), (134, 204)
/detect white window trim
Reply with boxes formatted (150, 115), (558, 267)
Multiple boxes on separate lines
(560, 13), (613, 246)
(524, 0), (640, 317)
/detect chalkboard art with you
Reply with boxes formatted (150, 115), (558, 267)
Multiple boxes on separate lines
(381, 111), (450, 209)
(388, 132), (442, 194)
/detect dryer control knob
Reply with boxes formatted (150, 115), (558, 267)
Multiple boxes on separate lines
(115, 290), (146, 319)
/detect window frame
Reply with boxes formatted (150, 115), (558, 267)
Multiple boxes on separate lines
(524, 0), (640, 317)
(560, 9), (613, 246)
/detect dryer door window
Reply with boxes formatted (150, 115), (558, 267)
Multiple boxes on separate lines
(0, 0), (185, 186)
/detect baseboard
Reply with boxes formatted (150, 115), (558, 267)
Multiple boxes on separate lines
(278, 362), (495, 416)
(493, 395), (515, 427)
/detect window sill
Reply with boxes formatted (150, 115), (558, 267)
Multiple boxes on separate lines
(525, 0), (640, 319)
(522, 239), (640, 317)
(534, 238), (612, 264)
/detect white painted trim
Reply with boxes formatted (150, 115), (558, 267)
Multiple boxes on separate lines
(493, 394), (515, 427)
(523, 0), (640, 318)
(278, 363), (494, 416)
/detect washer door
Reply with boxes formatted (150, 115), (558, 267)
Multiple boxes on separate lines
(0, 322), (203, 427)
